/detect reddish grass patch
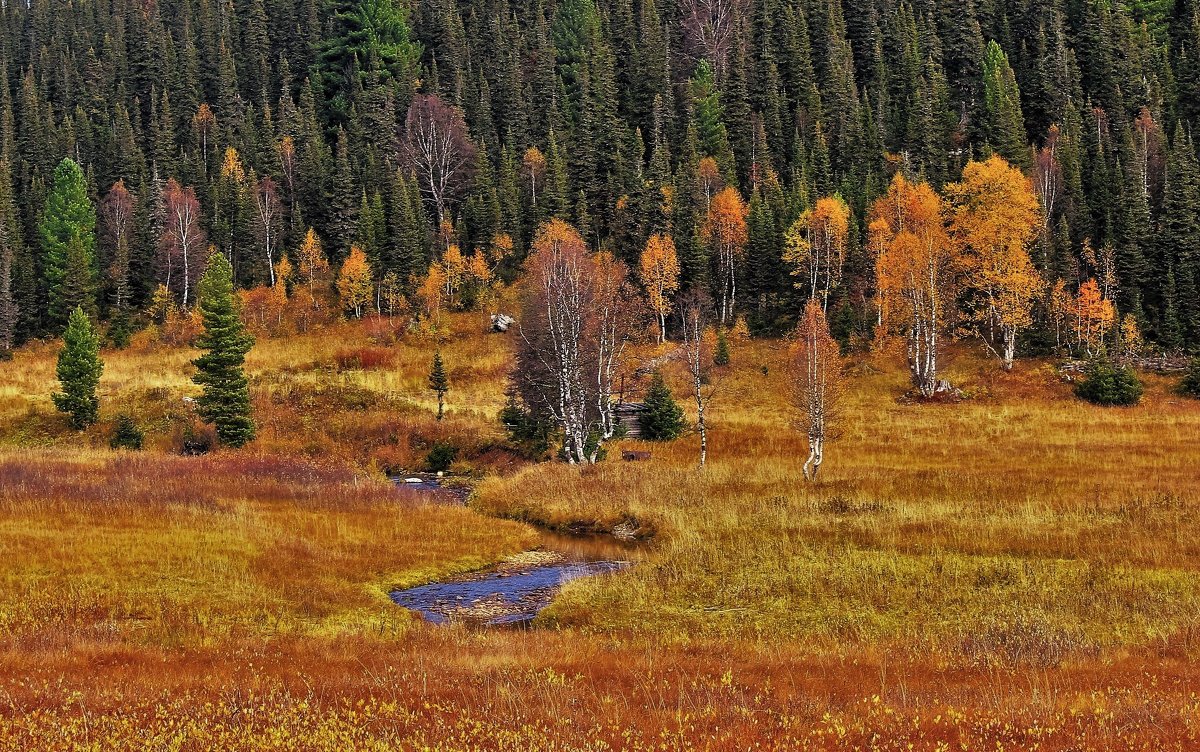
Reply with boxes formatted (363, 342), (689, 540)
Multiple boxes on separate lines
(335, 346), (395, 371)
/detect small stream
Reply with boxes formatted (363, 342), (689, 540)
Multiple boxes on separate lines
(388, 475), (639, 626)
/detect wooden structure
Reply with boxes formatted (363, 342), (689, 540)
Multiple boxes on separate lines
(614, 402), (646, 439)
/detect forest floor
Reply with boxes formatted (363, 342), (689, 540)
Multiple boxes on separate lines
(0, 312), (1198, 750)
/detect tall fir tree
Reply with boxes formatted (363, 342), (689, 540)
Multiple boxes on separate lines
(981, 40), (1029, 168)
(52, 306), (103, 429)
(39, 158), (98, 331)
(193, 249), (256, 447)
(428, 349), (449, 420)
(1159, 133), (1200, 344)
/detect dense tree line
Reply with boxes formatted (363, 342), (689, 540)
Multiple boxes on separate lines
(1, 0), (1199, 357)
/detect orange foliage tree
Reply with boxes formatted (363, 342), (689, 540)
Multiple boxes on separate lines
(1072, 278), (1115, 356)
(783, 195), (851, 310)
(336, 246), (373, 318)
(947, 156), (1044, 369)
(589, 249), (641, 441)
(519, 219), (593, 464)
(1119, 314), (1142, 360)
(790, 298), (844, 481)
(378, 271), (407, 319)
(295, 228), (329, 299)
(417, 262), (448, 325)
(869, 173), (957, 397)
(639, 234), (681, 342)
(441, 244), (468, 307)
(696, 156), (723, 211)
(1048, 278), (1071, 353)
(699, 186), (748, 325)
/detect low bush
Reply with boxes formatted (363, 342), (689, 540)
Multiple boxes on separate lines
(175, 419), (217, 455)
(1074, 357), (1143, 406)
(109, 414), (145, 450)
(426, 441), (459, 472)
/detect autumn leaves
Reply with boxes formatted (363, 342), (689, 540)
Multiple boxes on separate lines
(787, 156), (1047, 477)
(865, 156), (1056, 395)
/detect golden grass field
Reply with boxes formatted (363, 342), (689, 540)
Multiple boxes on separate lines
(1, 312), (1198, 750)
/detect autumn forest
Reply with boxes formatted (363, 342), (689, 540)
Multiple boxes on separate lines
(1, 0), (1200, 748)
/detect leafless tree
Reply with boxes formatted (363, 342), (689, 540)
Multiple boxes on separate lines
(1034, 125), (1061, 232)
(679, 0), (747, 80)
(101, 179), (135, 312)
(0, 220), (16, 354)
(403, 94), (476, 226)
(161, 179), (206, 308)
(678, 289), (716, 467)
(252, 174), (283, 286)
(790, 299), (844, 480)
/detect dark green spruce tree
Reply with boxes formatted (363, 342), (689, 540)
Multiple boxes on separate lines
(40, 158), (97, 330)
(428, 349), (449, 420)
(639, 371), (684, 441)
(52, 306), (103, 429)
(193, 250), (256, 447)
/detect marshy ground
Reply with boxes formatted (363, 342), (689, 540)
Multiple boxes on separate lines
(0, 312), (1198, 750)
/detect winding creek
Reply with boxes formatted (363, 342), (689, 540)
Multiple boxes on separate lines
(388, 476), (640, 626)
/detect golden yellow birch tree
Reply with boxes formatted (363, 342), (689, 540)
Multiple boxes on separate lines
(869, 173), (957, 397)
(946, 155), (1044, 370)
(336, 245), (373, 318)
(783, 195), (851, 311)
(639, 233), (681, 343)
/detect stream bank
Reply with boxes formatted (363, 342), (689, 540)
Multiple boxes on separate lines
(388, 475), (644, 626)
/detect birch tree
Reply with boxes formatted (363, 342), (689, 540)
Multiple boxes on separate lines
(947, 156), (1044, 370)
(337, 245), (373, 318)
(869, 173), (957, 397)
(790, 299), (844, 480)
(700, 186), (748, 325)
(678, 289), (715, 467)
(591, 250), (639, 446)
(252, 175), (283, 286)
(679, 0), (748, 79)
(783, 195), (851, 311)
(519, 219), (592, 464)
(161, 179), (206, 309)
(100, 180), (135, 313)
(515, 220), (642, 464)
(639, 233), (680, 343)
(403, 94), (476, 225)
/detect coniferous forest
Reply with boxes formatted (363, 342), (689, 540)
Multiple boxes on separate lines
(1, 0), (1199, 355)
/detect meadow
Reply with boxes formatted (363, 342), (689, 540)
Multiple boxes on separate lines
(1, 313), (1198, 750)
